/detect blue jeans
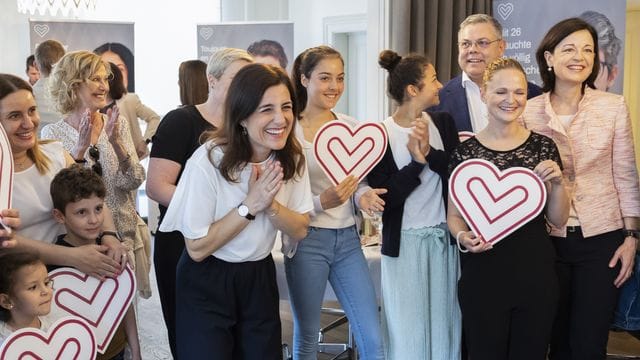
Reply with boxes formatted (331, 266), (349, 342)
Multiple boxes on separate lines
(285, 226), (383, 360)
(613, 253), (640, 331)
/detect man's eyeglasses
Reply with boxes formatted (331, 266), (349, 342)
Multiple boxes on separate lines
(88, 145), (103, 177)
(458, 39), (501, 50)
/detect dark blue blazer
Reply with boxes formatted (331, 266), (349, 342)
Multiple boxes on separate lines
(429, 74), (543, 132)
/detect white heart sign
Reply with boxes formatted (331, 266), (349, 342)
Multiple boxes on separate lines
(199, 27), (214, 40)
(313, 121), (387, 186)
(0, 125), (13, 233)
(48, 266), (136, 354)
(497, 2), (514, 21)
(0, 317), (96, 360)
(33, 24), (50, 37)
(449, 159), (546, 245)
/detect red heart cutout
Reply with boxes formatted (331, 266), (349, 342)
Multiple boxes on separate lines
(449, 159), (546, 244)
(48, 266), (135, 354)
(0, 125), (13, 209)
(313, 121), (387, 186)
(0, 317), (96, 360)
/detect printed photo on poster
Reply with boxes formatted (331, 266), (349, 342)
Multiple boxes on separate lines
(197, 22), (293, 72)
(29, 20), (135, 92)
(493, 0), (625, 94)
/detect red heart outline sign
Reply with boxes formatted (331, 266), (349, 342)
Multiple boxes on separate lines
(449, 159), (547, 244)
(0, 125), (14, 231)
(458, 131), (475, 143)
(313, 121), (387, 186)
(48, 266), (135, 354)
(0, 317), (96, 360)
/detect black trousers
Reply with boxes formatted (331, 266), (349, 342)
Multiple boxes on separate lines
(549, 228), (623, 360)
(459, 270), (558, 360)
(153, 229), (185, 359)
(175, 252), (282, 360)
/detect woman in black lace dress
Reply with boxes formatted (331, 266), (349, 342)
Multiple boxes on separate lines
(447, 58), (569, 360)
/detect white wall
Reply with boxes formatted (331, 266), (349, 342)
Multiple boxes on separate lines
(288, 0), (367, 55)
(289, 0), (388, 122)
(0, 0), (221, 116)
(1, 0), (388, 120)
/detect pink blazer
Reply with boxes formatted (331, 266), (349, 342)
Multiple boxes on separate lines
(522, 88), (640, 238)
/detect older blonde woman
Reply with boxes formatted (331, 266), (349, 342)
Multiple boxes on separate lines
(41, 51), (145, 266)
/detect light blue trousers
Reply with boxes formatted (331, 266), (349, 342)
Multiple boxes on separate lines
(285, 225), (384, 360)
(381, 226), (462, 360)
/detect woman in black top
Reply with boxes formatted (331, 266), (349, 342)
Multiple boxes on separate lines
(447, 58), (569, 360)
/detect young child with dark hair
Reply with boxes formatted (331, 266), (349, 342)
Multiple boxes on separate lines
(50, 165), (141, 360)
(0, 249), (53, 345)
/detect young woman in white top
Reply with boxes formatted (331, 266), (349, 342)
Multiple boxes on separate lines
(369, 50), (461, 359)
(159, 63), (312, 359)
(285, 45), (385, 360)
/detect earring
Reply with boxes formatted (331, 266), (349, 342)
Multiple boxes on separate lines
(241, 127), (247, 136)
(547, 66), (553, 72)
(7, 304), (13, 309)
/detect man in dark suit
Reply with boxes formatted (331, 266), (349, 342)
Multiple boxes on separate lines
(430, 14), (542, 133)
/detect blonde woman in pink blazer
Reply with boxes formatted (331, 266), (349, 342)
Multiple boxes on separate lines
(523, 18), (640, 360)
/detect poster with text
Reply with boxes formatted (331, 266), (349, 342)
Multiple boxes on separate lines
(29, 20), (135, 92)
(493, 0), (625, 94)
(197, 22), (293, 72)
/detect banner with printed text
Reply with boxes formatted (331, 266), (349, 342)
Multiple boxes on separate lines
(197, 22), (293, 72)
(29, 20), (135, 92)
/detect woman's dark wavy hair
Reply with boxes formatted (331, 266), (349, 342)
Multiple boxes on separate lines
(94, 42), (135, 92)
(378, 49), (431, 104)
(106, 62), (127, 101)
(206, 63), (304, 182)
(536, 18), (599, 93)
(291, 46), (343, 115)
(0, 249), (42, 322)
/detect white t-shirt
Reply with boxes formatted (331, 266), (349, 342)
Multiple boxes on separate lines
(384, 113), (446, 229)
(13, 141), (67, 243)
(462, 72), (488, 132)
(0, 316), (52, 346)
(159, 141), (313, 262)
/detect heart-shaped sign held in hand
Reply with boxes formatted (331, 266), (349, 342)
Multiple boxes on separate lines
(449, 159), (547, 245)
(0, 317), (96, 360)
(0, 126), (14, 232)
(313, 120), (387, 186)
(48, 266), (136, 354)
(458, 131), (476, 143)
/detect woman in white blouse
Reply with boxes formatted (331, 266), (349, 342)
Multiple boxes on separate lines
(160, 63), (312, 359)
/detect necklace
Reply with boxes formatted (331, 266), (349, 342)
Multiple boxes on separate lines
(14, 155), (31, 171)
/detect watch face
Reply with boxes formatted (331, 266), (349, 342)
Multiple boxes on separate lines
(238, 204), (249, 217)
